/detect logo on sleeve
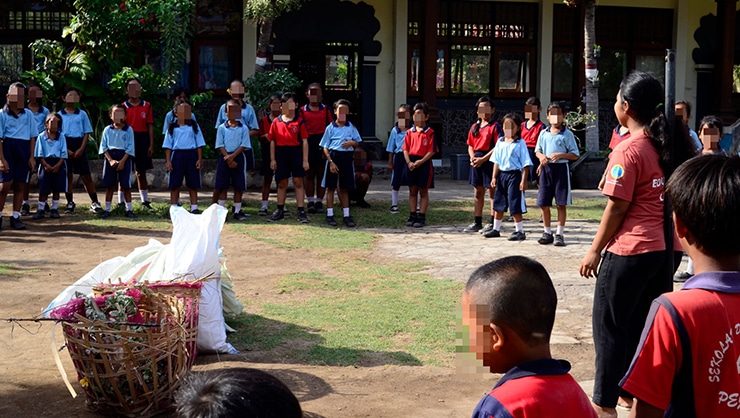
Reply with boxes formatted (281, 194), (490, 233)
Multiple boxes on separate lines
(610, 164), (625, 180)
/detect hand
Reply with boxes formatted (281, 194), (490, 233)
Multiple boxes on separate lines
(520, 180), (527, 191)
(598, 175), (606, 191)
(387, 163), (393, 171)
(228, 160), (237, 169)
(73, 149), (83, 159)
(539, 156), (549, 166)
(549, 152), (562, 162)
(341, 140), (352, 149)
(329, 161), (338, 174)
(44, 163), (53, 172)
(408, 161), (416, 171)
(470, 156), (478, 167)
(536, 165), (542, 177)
(302, 160), (309, 171)
(148, 146), (154, 157)
(109, 159), (119, 167)
(0, 158), (7, 173)
(166, 161), (173, 172)
(270, 160), (277, 171)
(472, 158), (486, 168)
(28, 156), (36, 171)
(579, 250), (602, 278)
(51, 165), (59, 174)
(196, 159), (202, 170)
(491, 178), (497, 189)
(117, 162), (126, 171)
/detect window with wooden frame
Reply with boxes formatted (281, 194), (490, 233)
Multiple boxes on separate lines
(191, 0), (243, 94)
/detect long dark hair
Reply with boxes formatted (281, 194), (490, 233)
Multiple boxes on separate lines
(619, 71), (674, 176)
(4, 82), (26, 118)
(168, 98), (199, 135)
(501, 113), (522, 141)
(472, 96), (493, 137)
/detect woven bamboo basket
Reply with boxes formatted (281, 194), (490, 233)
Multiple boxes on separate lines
(62, 290), (190, 416)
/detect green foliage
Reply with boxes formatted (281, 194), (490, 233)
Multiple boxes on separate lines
(243, 68), (302, 111)
(109, 66), (168, 97)
(564, 106), (597, 130)
(244, 0), (304, 21)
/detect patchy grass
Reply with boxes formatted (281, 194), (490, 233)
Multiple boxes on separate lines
(0, 263), (39, 276)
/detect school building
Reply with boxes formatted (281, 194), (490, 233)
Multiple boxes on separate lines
(1, 0), (736, 155)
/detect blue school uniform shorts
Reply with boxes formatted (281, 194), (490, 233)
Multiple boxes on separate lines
(101, 149), (133, 189)
(64, 136), (92, 176)
(322, 150), (355, 191)
(133, 131), (154, 172)
(469, 150), (494, 188)
(307, 133), (324, 172)
(401, 155), (434, 189)
(390, 152), (406, 189)
(37, 158), (68, 195)
(537, 163), (571, 207)
(215, 152), (247, 191)
(274, 145), (305, 181)
(494, 170), (527, 215)
(0, 138), (31, 183)
(167, 149), (201, 190)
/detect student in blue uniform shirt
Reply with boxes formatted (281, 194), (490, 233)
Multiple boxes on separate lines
(215, 99), (252, 221)
(162, 87), (197, 135)
(98, 104), (136, 219)
(0, 82), (38, 230)
(461, 256), (597, 418)
(320, 99), (362, 228)
(32, 112), (66, 220)
(22, 82), (50, 216)
(386, 104), (412, 214)
(60, 87), (103, 214)
(164, 98), (206, 215)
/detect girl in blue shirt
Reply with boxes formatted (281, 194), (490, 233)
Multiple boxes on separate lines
(164, 98), (206, 214)
(386, 104), (412, 214)
(33, 112), (67, 219)
(22, 83), (51, 215)
(98, 104), (136, 218)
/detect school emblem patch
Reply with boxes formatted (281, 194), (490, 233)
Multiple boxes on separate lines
(610, 164), (625, 180)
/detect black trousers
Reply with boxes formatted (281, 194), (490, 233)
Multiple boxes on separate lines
(592, 250), (672, 407)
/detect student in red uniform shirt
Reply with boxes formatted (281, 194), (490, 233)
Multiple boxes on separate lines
(256, 93), (281, 216)
(598, 124), (631, 190)
(402, 102), (435, 228)
(620, 154), (740, 418)
(122, 78), (155, 212)
(462, 256), (597, 418)
(300, 83), (334, 214)
(579, 72), (689, 418)
(267, 92), (309, 223)
(463, 96), (501, 234)
(521, 96), (546, 184)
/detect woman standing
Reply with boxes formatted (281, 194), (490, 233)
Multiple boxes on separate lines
(579, 72), (677, 418)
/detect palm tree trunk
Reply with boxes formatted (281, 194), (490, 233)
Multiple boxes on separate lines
(584, 0), (600, 152)
(255, 18), (273, 73)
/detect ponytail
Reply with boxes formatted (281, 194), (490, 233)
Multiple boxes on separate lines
(647, 111), (671, 177)
(472, 118), (482, 137)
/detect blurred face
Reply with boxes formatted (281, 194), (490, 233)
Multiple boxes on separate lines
(524, 104), (539, 120)
(614, 90), (628, 127)
(126, 81), (142, 99)
(503, 119), (517, 138)
(230, 81), (245, 98)
(307, 86), (321, 104)
(397, 108), (410, 129)
(675, 104), (688, 123)
(413, 109), (427, 127)
(269, 98), (281, 113)
(226, 103), (241, 120)
(281, 98), (296, 115)
(477, 102), (492, 121)
(335, 104), (349, 122)
(7, 85), (24, 107)
(111, 108), (126, 124)
(28, 86), (42, 102)
(700, 125), (721, 149)
(548, 108), (563, 126)
(176, 103), (192, 121)
(461, 292), (495, 368)
(46, 117), (59, 133)
(65, 90), (80, 104)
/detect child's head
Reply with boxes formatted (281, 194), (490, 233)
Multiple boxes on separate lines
(667, 154), (740, 258)
(175, 98), (193, 121)
(616, 71), (664, 129)
(27, 83), (43, 104)
(173, 87), (190, 102)
(175, 368), (302, 418)
(675, 100), (692, 124)
(524, 96), (541, 120)
(546, 102), (564, 127)
(333, 98), (351, 123)
(462, 256), (556, 373)
(267, 93), (282, 114)
(45, 112), (62, 134)
(397, 104), (412, 129)
(6, 82), (25, 107)
(475, 96), (493, 122)
(229, 79), (245, 100)
(413, 102), (429, 128)
(225, 98), (241, 121)
(698, 115), (723, 151)
(306, 82), (322, 104)
(125, 78), (142, 99)
(501, 113), (521, 140)
(109, 104), (127, 125)
(280, 92), (297, 115)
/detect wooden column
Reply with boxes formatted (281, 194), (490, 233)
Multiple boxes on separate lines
(715, 0), (738, 122)
(421, 0), (439, 108)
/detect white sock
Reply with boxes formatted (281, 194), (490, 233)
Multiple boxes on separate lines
(515, 221), (524, 233)
(52, 200), (59, 210)
(308, 197), (315, 203)
(234, 202), (242, 212)
(392, 190), (399, 206)
(493, 219), (502, 231)
(343, 207), (350, 217)
(126, 202), (133, 211)
(140, 190), (149, 202)
(687, 258), (694, 275)
(37, 201), (46, 210)
(316, 198), (323, 203)
(12, 211), (20, 219)
(118, 191), (125, 204)
(261, 200), (268, 209)
(556, 225), (564, 235)
(544, 226), (552, 234)
(105, 201), (112, 211)
(327, 208), (334, 216)
(218, 199), (226, 207)
(191, 204), (198, 211)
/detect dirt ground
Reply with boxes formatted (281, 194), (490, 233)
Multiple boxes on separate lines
(0, 217), (598, 418)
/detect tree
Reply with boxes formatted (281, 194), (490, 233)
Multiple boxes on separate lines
(244, 0), (304, 73)
(566, 0), (600, 152)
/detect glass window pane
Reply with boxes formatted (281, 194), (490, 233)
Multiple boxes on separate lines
(0, 44), (24, 86)
(451, 45), (490, 94)
(497, 51), (530, 93)
(636, 55), (665, 88)
(553, 52), (573, 94)
(600, 49), (627, 100)
(410, 49), (420, 92)
(198, 46), (233, 90)
(325, 53), (358, 91)
(437, 49), (445, 90)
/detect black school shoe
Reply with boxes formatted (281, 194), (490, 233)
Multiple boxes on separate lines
(413, 214), (426, 228)
(268, 209), (285, 222)
(343, 216), (356, 227)
(298, 210), (310, 223)
(307, 201), (317, 214)
(483, 229), (501, 238)
(10, 216), (26, 230)
(314, 201), (324, 212)
(538, 232), (554, 245)
(326, 215), (338, 227)
(405, 213), (417, 227)
(508, 231), (526, 241)
(21, 203), (30, 216)
(32, 209), (45, 220)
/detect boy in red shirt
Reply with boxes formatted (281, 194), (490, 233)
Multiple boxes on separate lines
(300, 83), (334, 214)
(402, 102), (435, 228)
(620, 154), (740, 418)
(462, 256), (597, 418)
(122, 78), (155, 212)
